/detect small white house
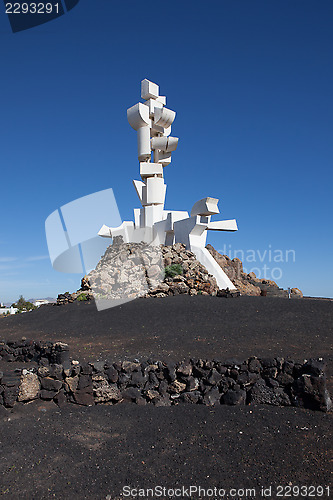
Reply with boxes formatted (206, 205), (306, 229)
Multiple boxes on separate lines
(0, 307), (18, 316)
(33, 299), (50, 307)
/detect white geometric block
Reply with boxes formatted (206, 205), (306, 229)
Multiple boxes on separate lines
(155, 150), (172, 166)
(162, 126), (172, 137)
(191, 197), (220, 216)
(151, 124), (172, 136)
(165, 137), (178, 152)
(134, 208), (141, 228)
(98, 224), (112, 237)
(144, 98), (164, 117)
(151, 136), (179, 154)
(154, 107), (176, 128)
(137, 126), (151, 161)
(151, 136), (168, 151)
(156, 96), (166, 105)
(190, 246), (237, 291)
(127, 102), (151, 130)
(133, 179), (145, 204)
(163, 210), (189, 232)
(141, 79), (159, 100)
(207, 219), (238, 231)
(98, 221), (135, 243)
(140, 162), (163, 179)
(146, 177), (166, 205)
(144, 204), (164, 227)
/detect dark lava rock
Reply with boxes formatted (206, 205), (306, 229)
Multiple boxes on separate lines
(148, 371), (159, 388)
(277, 372), (295, 386)
(3, 386), (19, 407)
(40, 377), (63, 392)
(176, 361), (192, 377)
(153, 395), (171, 407)
(192, 366), (209, 379)
(215, 364), (228, 375)
(260, 358), (277, 369)
(40, 389), (59, 400)
(130, 371), (147, 388)
(294, 374), (332, 412)
(222, 389), (246, 405)
(49, 364), (63, 380)
(90, 361), (105, 373)
(179, 391), (201, 404)
(105, 366), (118, 383)
(186, 376), (199, 392)
(203, 387), (220, 406)
(118, 373), (131, 386)
(121, 387), (142, 403)
(303, 358), (326, 377)
(248, 358), (261, 373)
(283, 360), (295, 375)
(250, 380), (290, 406)
(80, 362), (93, 375)
(54, 390), (68, 408)
(77, 374), (92, 390)
(207, 369), (222, 386)
(158, 380), (168, 396)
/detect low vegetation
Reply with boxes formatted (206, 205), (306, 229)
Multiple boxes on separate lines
(164, 264), (183, 278)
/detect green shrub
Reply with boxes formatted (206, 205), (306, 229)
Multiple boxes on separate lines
(77, 293), (88, 301)
(164, 264), (183, 278)
(11, 295), (36, 313)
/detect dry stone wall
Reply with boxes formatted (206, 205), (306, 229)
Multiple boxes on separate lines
(0, 340), (331, 412)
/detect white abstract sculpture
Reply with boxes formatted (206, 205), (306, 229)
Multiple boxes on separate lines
(99, 79), (238, 291)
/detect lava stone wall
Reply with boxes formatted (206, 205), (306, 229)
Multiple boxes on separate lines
(0, 340), (331, 412)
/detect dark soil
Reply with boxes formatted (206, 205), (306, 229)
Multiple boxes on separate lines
(1, 295), (332, 363)
(0, 296), (332, 499)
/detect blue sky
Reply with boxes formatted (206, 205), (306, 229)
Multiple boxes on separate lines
(0, 0), (332, 302)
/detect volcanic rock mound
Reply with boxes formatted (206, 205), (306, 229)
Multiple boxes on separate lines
(56, 239), (302, 305)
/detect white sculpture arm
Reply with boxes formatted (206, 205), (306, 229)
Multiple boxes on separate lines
(207, 220), (238, 231)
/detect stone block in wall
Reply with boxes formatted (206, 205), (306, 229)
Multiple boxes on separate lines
(222, 388), (246, 405)
(293, 374), (332, 412)
(203, 387), (221, 406)
(249, 379), (291, 406)
(93, 377), (121, 404)
(40, 389), (59, 400)
(74, 388), (94, 406)
(40, 377), (63, 392)
(3, 386), (19, 408)
(18, 372), (40, 402)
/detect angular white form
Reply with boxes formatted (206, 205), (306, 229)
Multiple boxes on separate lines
(207, 220), (238, 231)
(137, 126), (151, 161)
(146, 177), (166, 205)
(141, 79), (159, 100)
(191, 197), (220, 216)
(99, 79), (239, 291)
(140, 162), (163, 179)
(127, 102), (151, 130)
(154, 107), (176, 128)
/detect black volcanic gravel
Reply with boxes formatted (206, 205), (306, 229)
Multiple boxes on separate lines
(0, 296), (332, 499)
(1, 295), (332, 363)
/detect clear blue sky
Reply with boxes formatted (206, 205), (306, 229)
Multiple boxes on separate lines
(0, 0), (332, 303)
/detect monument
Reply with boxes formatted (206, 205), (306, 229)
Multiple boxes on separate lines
(98, 79), (238, 291)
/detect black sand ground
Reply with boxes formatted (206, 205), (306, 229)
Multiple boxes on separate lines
(0, 296), (332, 499)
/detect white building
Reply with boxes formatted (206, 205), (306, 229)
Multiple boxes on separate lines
(33, 299), (50, 307)
(0, 307), (18, 315)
